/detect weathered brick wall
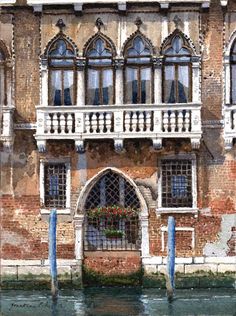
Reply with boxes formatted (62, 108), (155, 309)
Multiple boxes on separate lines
(14, 10), (40, 122)
(83, 251), (141, 275)
(0, 195), (75, 259)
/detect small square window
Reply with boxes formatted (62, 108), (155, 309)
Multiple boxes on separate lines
(161, 159), (193, 208)
(40, 160), (70, 211)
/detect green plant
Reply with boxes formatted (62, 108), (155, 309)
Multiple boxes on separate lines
(104, 229), (124, 238)
(87, 205), (138, 219)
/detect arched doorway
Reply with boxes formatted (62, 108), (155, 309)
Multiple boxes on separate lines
(84, 170), (141, 251)
(74, 168), (149, 281)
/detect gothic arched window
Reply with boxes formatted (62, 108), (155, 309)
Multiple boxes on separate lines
(124, 35), (153, 104)
(48, 38), (77, 106)
(163, 35), (192, 103)
(230, 40), (236, 104)
(85, 37), (115, 105)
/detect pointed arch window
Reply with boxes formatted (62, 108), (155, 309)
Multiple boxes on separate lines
(124, 36), (153, 104)
(163, 35), (192, 103)
(85, 37), (114, 105)
(0, 49), (6, 105)
(230, 40), (236, 104)
(48, 38), (77, 106)
(84, 171), (141, 251)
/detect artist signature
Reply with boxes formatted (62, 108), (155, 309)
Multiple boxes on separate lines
(8, 301), (65, 310)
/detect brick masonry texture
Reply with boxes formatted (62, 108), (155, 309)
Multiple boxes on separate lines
(0, 2), (236, 278)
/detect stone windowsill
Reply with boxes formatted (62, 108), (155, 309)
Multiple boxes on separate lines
(40, 208), (71, 215)
(156, 208), (199, 215)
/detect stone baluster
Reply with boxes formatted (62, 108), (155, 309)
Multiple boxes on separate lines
(139, 111), (144, 132)
(99, 112), (105, 133)
(85, 113), (90, 133)
(124, 112), (130, 132)
(185, 110), (190, 132)
(163, 111), (169, 132)
(46, 113), (51, 133)
(52, 113), (58, 134)
(177, 111), (184, 132)
(106, 112), (112, 133)
(146, 111), (151, 132)
(67, 114), (73, 134)
(60, 113), (66, 134)
(131, 112), (138, 132)
(170, 111), (176, 132)
(91, 113), (97, 133)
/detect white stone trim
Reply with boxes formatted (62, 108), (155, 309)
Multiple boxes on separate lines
(39, 158), (71, 214)
(157, 153), (197, 214)
(0, 0), (16, 4)
(74, 214), (84, 260)
(160, 226), (195, 251)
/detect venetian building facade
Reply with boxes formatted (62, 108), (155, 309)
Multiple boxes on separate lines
(0, 0), (235, 283)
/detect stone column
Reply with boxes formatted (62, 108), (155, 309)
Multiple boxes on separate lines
(192, 56), (201, 103)
(141, 214), (150, 258)
(115, 58), (124, 105)
(153, 57), (162, 104)
(224, 55), (231, 105)
(41, 58), (48, 106)
(73, 214), (84, 286)
(76, 57), (86, 106)
(74, 214), (84, 261)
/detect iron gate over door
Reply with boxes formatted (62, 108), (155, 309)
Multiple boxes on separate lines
(84, 171), (141, 251)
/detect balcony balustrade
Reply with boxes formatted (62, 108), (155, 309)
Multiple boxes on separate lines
(35, 103), (202, 152)
(225, 105), (236, 150)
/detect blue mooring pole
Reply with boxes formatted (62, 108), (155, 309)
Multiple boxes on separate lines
(49, 209), (58, 301)
(166, 216), (176, 302)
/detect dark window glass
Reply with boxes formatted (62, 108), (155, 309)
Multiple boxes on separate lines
(48, 39), (76, 106)
(163, 36), (191, 103)
(86, 38), (114, 105)
(44, 164), (67, 208)
(161, 159), (192, 208)
(125, 36), (152, 104)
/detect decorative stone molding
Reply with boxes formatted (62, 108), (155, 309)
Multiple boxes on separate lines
(75, 140), (85, 153)
(76, 57), (86, 70)
(152, 138), (162, 150)
(220, 0), (228, 6)
(114, 139), (124, 153)
(114, 57), (124, 69)
(37, 140), (46, 152)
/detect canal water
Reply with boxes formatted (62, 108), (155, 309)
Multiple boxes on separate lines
(1, 288), (236, 316)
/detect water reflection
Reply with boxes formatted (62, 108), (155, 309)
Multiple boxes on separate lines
(1, 288), (236, 316)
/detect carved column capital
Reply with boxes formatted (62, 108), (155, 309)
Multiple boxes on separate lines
(76, 57), (86, 70)
(152, 57), (163, 68)
(114, 58), (124, 69)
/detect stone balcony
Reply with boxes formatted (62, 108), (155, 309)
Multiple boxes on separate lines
(35, 103), (202, 153)
(0, 106), (14, 149)
(224, 105), (236, 150)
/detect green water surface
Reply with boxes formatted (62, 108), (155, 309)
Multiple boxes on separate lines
(1, 288), (236, 316)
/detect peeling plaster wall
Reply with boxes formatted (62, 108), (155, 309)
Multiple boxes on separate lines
(203, 214), (236, 257)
